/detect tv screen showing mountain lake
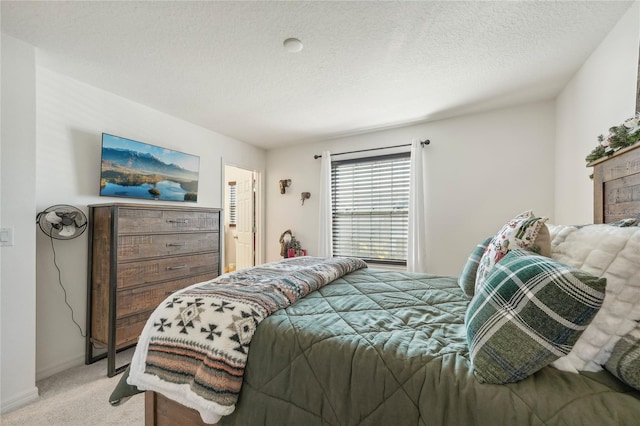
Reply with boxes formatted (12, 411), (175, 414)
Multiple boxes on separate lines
(99, 134), (199, 202)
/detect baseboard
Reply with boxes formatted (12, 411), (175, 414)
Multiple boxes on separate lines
(0, 386), (39, 414)
(36, 353), (84, 381)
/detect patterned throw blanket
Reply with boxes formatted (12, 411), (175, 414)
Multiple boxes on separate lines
(128, 256), (367, 424)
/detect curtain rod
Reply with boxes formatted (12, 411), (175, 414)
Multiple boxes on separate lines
(313, 139), (430, 159)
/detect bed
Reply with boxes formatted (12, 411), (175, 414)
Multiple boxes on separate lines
(112, 145), (640, 425)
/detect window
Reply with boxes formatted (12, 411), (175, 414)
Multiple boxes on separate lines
(228, 181), (237, 227)
(331, 153), (410, 265)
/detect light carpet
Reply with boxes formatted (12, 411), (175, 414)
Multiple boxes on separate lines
(1, 350), (143, 426)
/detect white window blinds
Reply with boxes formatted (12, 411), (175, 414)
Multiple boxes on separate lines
(228, 182), (237, 226)
(331, 153), (410, 264)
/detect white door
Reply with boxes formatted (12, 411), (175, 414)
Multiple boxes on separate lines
(235, 172), (254, 270)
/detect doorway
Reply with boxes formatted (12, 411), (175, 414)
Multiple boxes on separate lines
(223, 165), (258, 272)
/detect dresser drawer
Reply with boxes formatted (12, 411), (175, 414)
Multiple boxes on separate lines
(116, 273), (217, 318)
(117, 252), (219, 289)
(114, 311), (150, 349)
(117, 232), (219, 261)
(117, 208), (219, 234)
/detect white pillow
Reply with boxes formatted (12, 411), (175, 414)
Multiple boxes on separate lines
(548, 224), (640, 372)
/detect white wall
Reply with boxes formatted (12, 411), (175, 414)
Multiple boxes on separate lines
(266, 101), (556, 276)
(555, 2), (640, 224)
(1, 35), (39, 413)
(33, 67), (266, 380)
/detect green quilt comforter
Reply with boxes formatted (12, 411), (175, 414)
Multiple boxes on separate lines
(218, 268), (640, 426)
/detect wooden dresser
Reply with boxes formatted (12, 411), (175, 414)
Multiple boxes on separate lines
(85, 203), (221, 376)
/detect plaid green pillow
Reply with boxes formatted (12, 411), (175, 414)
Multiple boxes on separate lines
(605, 324), (640, 390)
(458, 237), (492, 298)
(465, 249), (606, 384)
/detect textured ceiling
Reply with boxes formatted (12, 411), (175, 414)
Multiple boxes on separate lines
(1, 1), (634, 149)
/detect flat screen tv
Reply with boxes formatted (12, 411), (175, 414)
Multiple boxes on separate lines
(99, 133), (200, 202)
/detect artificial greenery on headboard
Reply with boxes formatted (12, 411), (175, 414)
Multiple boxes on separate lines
(585, 113), (640, 164)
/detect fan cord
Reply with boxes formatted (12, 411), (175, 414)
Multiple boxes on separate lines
(49, 234), (87, 338)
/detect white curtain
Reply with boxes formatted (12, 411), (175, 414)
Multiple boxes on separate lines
(317, 151), (333, 257)
(408, 139), (428, 272)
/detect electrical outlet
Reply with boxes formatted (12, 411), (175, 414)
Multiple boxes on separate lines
(0, 227), (14, 246)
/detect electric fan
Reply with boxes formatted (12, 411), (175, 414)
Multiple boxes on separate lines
(36, 204), (88, 240)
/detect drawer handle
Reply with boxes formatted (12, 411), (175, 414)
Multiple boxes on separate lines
(166, 243), (187, 247)
(167, 219), (189, 224)
(166, 265), (187, 271)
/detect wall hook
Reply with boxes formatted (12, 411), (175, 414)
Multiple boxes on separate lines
(279, 179), (291, 194)
(301, 192), (311, 205)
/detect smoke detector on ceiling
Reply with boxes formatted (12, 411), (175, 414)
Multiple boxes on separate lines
(283, 38), (303, 53)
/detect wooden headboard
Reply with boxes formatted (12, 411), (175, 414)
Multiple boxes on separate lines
(589, 143), (640, 223)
